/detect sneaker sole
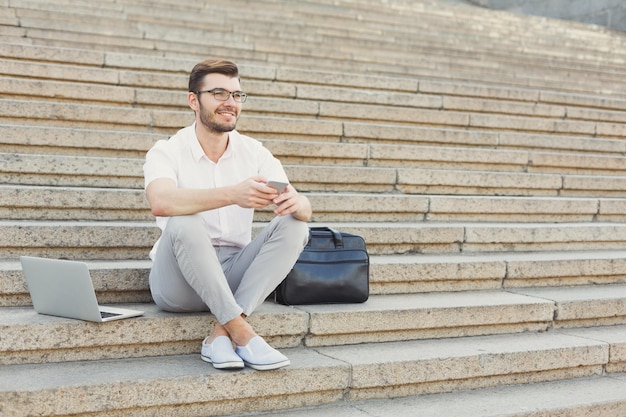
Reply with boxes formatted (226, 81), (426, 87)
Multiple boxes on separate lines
(242, 359), (290, 371)
(200, 354), (244, 370)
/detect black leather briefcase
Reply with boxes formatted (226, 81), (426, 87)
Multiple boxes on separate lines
(275, 227), (369, 305)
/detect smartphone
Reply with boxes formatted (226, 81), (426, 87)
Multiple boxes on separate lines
(267, 181), (288, 194)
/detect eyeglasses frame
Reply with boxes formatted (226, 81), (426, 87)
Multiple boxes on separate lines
(195, 88), (248, 103)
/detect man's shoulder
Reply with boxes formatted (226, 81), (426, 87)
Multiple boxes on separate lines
(146, 125), (197, 165)
(168, 125), (196, 144)
(150, 125), (194, 150)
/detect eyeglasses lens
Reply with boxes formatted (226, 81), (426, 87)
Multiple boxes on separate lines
(213, 89), (247, 103)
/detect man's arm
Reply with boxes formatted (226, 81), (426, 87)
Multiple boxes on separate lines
(146, 176), (280, 217)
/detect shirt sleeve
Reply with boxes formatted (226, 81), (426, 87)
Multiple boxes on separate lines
(143, 139), (178, 189)
(256, 142), (289, 183)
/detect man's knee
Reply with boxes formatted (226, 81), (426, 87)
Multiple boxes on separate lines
(163, 214), (210, 246)
(274, 215), (309, 247)
(166, 214), (204, 234)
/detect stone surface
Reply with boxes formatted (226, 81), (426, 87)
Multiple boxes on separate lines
(317, 331), (609, 400)
(513, 285), (626, 327)
(2, 0), (626, 415)
(301, 291), (553, 346)
(246, 374), (626, 417)
(0, 350), (350, 416)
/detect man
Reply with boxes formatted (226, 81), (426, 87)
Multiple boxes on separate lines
(143, 59), (312, 371)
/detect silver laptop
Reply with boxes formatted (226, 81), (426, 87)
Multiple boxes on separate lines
(20, 256), (144, 322)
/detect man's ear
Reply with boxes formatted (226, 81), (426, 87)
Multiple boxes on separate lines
(188, 91), (199, 112)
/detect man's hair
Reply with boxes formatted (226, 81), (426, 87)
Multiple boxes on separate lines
(188, 59), (240, 93)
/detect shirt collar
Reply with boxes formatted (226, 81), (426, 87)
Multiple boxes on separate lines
(188, 123), (239, 163)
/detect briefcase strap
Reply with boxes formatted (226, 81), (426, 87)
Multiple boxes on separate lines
(308, 227), (343, 248)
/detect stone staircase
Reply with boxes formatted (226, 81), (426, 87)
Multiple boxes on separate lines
(2, 0), (626, 415)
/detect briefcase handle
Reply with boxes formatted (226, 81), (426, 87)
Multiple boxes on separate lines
(308, 227), (343, 248)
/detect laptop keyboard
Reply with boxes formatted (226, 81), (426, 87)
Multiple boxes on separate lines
(100, 311), (122, 319)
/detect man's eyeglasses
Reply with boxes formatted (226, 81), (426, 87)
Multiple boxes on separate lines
(195, 88), (248, 103)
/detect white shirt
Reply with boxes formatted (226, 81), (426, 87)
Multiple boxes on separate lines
(143, 123), (288, 259)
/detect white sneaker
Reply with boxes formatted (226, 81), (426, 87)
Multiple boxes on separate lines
(235, 336), (290, 371)
(200, 336), (244, 370)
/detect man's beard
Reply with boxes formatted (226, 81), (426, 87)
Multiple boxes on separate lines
(198, 101), (238, 133)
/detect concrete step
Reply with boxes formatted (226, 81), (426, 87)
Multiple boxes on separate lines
(0, 259), (152, 307)
(369, 250), (626, 293)
(371, 145), (626, 176)
(300, 285), (626, 347)
(0, 184), (152, 221)
(373, 251), (626, 294)
(3, 250), (626, 306)
(0, 124), (164, 159)
(344, 118), (624, 154)
(297, 222), (626, 254)
(3, 42), (626, 115)
(512, 285), (626, 329)
(3, 285), (626, 364)
(1, 327), (623, 416)
(0, 42), (624, 144)
(0, 220), (159, 260)
(4, 123), (626, 176)
(6, 1), (626, 92)
(5, 152), (626, 196)
(14, 0), (624, 61)
(3, 96), (625, 141)
(4, 184), (626, 223)
(243, 374), (626, 417)
(3, 124), (626, 170)
(7, 2), (624, 55)
(396, 167), (626, 197)
(5, 71), (626, 131)
(5, 220), (626, 259)
(0, 19), (608, 97)
(284, 43), (626, 95)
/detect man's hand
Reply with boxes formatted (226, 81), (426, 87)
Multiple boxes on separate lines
(231, 176), (279, 209)
(272, 185), (312, 221)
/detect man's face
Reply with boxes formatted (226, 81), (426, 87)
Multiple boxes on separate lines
(195, 73), (242, 134)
